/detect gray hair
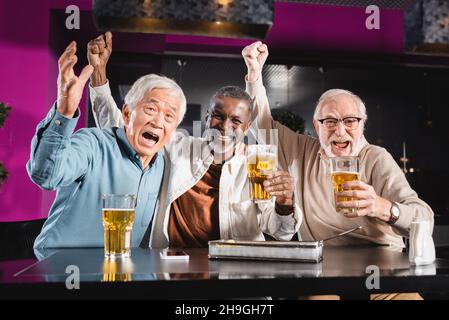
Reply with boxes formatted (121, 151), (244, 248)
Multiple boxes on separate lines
(211, 86), (253, 113)
(313, 89), (367, 121)
(124, 74), (187, 125)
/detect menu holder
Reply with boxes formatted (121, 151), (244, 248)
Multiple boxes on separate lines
(208, 240), (323, 263)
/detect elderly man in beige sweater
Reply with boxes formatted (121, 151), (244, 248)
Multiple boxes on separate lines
(242, 42), (434, 300)
(242, 42), (434, 252)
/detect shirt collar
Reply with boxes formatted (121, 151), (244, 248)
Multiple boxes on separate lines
(115, 127), (159, 167)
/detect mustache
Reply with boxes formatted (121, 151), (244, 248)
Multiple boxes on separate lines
(328, 134), (353, 144)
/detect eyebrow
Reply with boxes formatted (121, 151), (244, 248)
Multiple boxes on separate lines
(211, 100), (224, 109)
(211, 107), (224, 115)
(143, 99), (178, 113)
(322, 114), (359, 118)
(167, 106), (177, 113)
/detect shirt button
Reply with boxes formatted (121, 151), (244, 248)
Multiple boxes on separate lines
(55, 120), (61, 126)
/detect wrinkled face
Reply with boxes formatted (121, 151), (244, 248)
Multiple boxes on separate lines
(123, 88), (181, 159)
(313, 94), (365, 157)
(205, 96), (251, 155)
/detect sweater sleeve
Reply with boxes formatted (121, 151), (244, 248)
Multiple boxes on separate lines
(368, 148), (434, 236)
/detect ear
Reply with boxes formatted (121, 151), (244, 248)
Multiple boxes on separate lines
(122, 104), (131, 126)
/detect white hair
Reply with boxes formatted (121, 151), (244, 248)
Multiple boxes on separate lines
(124, 74), (187, 125)
(313, 89), (367, 121)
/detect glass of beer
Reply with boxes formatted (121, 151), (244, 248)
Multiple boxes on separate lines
(102, 194), (136, 259)
(330, 156), (360, 215)
(247, 144), (277, 203)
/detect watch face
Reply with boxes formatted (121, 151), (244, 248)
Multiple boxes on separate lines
(392, 205), (400, 218)
(389, 204), (400, 225)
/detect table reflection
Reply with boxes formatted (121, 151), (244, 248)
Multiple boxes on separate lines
(102, 257), (135, 282)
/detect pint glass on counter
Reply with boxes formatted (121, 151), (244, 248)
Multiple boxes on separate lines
(102, 194), (136, 259)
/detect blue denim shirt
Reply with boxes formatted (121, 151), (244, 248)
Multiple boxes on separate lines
(27, 104), (164, 249)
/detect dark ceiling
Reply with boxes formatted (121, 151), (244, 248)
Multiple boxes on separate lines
(278, 0), (416, 9)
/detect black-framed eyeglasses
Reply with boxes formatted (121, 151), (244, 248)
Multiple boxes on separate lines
(318, 117), (363, 130)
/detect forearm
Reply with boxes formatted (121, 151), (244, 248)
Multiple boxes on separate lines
(246, 75), (272, 120)
(247, 69), (262, 83)
(89, 80), (124, 128)
(246, 76), (276, 146)
(376, 197), (393, 222)
(393, 201), (434, 236)
(27, 104), (79, 189)
(90, 67), (107, 87)
(259, 202), (302, 240)
(371, 151), (435, 235)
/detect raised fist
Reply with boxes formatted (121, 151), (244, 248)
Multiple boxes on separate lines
(87, 32), (112, 86)
(241, 41), (269, 82)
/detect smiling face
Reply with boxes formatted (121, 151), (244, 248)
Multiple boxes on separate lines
(123, 88), (181, 167)
(313, 94), (365, 157)
(205, 95), (251, 159)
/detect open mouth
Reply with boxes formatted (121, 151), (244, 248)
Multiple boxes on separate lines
(142, 131), (160, 147)
(216, 134), (235, 142)
(209, 133), (237, 154)
(332, 141), (350, 151)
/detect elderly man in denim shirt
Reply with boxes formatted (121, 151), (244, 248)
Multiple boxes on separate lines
(27, 41), (185, 249)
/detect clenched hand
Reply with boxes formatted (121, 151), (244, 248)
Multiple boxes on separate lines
(87, 32), (112, 87)
(241, 41), (268, 82)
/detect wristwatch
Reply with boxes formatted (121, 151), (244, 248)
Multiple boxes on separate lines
(388, 202), (400, 225)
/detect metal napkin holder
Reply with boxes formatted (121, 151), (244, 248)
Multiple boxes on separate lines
(208, 240), (323, 263)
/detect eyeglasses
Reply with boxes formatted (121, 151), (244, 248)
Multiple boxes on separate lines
(318, 117), (363, 131)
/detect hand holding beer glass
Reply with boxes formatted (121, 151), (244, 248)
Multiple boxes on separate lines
(102, 194), (136, 259)
(247, 144), (277, 202)
(330, 156), (361, 215)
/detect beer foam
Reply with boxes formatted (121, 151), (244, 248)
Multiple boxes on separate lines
(330, 171), (360, 176)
